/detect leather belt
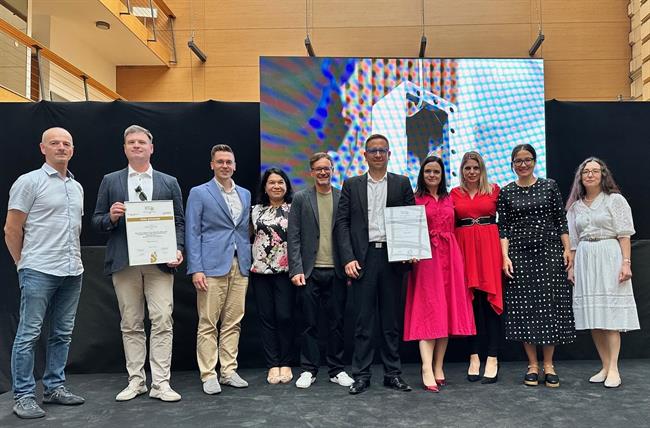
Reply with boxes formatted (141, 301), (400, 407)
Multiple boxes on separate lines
(456, 216), (497, 227)
(369, 242), (385, 248)
(582, 236), (616, 242)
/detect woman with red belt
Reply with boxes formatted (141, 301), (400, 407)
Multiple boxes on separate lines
(451, 151), (503, 384)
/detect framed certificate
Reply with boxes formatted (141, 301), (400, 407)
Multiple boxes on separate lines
(384, 205), (432, 262)
(125, 200), (177, 266)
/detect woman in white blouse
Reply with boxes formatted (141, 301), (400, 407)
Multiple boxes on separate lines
(566, 157), (640, 388)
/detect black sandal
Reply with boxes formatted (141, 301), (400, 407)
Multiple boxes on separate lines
(544, 365), (560, 388)
(524, 365), (539, 386)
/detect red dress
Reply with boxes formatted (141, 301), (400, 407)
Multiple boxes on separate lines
(450, 184), (503, 315)
(403, 194), (476, 340)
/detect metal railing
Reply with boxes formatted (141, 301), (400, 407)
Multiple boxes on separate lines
(0, 17), (123, 101)
(120, 0), (177, 64)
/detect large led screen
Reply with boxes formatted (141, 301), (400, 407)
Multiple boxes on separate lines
(260, 57), (546, 189)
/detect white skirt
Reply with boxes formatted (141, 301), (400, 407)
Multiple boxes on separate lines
(573, 239), (640, 331)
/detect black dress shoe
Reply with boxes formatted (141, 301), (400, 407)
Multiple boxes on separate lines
(383, 376), (412, 392)
(349, 379), (370, 395)
(467, 374), (481, 382)
(481, 374), (498, 384)
(481, 364), (499, 384)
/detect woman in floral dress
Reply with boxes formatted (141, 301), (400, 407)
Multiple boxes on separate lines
(251, 168), (294, 384)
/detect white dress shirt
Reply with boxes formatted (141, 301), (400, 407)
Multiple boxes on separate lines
(215, 178), (243, 225)
(128, 164), (153, 202)
(367, 172), (388, 242)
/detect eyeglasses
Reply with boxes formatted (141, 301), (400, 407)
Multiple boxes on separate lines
(581, 168), (602, 176)
(366, 148), (389, 156)
(512, 158), (534, 166)
(311, 166), (333, 173)
(135, 185), (148, 201)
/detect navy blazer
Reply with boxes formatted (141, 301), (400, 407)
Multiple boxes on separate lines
(185, 179), (251, 277)
(92, 167), (185, 276)
(287, 186), (343, 279)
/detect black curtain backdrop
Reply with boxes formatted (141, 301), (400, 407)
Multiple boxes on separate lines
(0, 100), (648, 394)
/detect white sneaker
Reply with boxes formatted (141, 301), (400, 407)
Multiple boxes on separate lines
(115, 379), (147, 401)
(220, 372), (248, 388)
(149, 383), (181, 402)
(203, 376), (222, 394)
(330, 371), (354, 387)
(295, 372), (315, 389)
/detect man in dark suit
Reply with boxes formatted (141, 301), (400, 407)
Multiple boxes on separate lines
(92, 125), (185, 402)
(288, 152), (354, 389)
(335, 134), (415, 395)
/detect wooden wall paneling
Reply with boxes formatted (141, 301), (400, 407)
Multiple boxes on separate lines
(312, 0), (422, 28)
(542, 0), (630, 23)
(0, 85), (30, 102)
(169, 29), (209, 68)
(202, 0), (306, 30)
(312, 0), (531, 27)
(309, 24), (531, 58)
(204, 66), (259, 101)
(309, 26), (423, 57)
(541, 23), (632, 60)
(204, 28), (307, 67)
(168, 0), (213, 31)
(117, 65), (205, 101)
(117, 1), (633, 101)
(422, 24), (532, 57)
(544, 59), (631, 100)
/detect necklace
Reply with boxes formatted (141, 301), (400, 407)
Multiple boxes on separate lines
(516, 178), (536, 191)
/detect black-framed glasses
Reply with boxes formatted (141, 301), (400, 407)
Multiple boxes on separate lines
(512, 158), (534, 166)
(135, 185), (148, 201)
(311, 166), (333, 173)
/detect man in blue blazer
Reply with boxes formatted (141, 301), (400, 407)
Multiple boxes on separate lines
(185, 144), (251, 395)
(92, 125), (185, 403)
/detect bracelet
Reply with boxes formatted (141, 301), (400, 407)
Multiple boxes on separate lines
(623, 258), (631, 264)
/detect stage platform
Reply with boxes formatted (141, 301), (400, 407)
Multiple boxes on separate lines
(0, 360), (648, 427)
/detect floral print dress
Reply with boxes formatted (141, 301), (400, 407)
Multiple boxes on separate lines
(251, 203), (290, 274)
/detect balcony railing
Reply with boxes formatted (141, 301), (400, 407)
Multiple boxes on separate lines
(120, 0), (177, 64)
(0, 17), (123, 101)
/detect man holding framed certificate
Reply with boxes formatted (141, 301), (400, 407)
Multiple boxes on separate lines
(92, 125), (185, 402)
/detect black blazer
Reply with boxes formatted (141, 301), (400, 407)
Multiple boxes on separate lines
(92, 167), (185, 276)
(287, 186), (344, 279)
(334, 172), (415, 278)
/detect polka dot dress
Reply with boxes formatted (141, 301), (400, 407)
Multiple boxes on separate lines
(497, 178), (575, 345)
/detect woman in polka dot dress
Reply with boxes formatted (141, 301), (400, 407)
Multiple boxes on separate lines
(497, 144), (575, 388)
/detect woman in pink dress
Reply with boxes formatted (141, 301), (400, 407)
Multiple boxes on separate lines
(404, 155), (476, 393)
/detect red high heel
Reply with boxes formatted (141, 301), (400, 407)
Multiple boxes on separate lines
(421, 369), (439, 393)
(435, 378), (447, 387)
(422, 383), (439, 393)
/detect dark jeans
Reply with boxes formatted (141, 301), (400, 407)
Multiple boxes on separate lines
(468, 290), (501, 358)
(252, 272), (296, 368)
(298, 268), (347, 377)
(12, 268), (83, 400)
(351, 246), (403, 381)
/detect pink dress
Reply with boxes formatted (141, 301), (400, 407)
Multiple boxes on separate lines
(403, 194), (476, 340)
